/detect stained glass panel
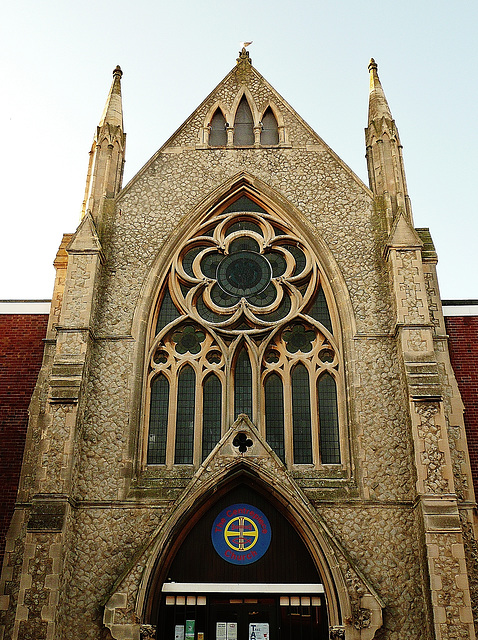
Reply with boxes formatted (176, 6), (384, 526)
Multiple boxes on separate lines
(292, 365), (313, 464)
(175, 366), (195, 464)
(265, 373), (285, 462)
(318, 374), (341, 464)
(148, 374), (169, 464)
(234, 349), (252, 418)
(155, 288), (181, 334)
(307, 285), (333, 333)
(202, 374), (222, 460)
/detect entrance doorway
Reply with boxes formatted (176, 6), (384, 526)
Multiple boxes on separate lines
(159, 587), (328, 640)
(150, 485), (333, 639)
(210, 597), (275, 640)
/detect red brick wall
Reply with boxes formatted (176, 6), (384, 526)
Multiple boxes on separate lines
(445, 315), (478, 498)
(0, 314), (48, 568)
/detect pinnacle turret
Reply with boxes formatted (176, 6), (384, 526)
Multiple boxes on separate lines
(81, 66), (126, 221)
(365, 59), (412, 230)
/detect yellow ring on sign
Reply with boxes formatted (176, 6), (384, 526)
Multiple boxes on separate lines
(224, 516), (259, 551)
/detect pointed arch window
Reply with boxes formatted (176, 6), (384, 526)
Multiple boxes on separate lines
(233, 97), (254, 145)
(234, 348), (253, 419)
(318, 374), (340, 464)
(202, 374), (222, 460)
(260, 107), (279, 145)
(145, 193), (344, 471)
(209, 108), (227, 146)
(265, 373), (285, 462)
(292, 365), (313, 464)
(148, 374), (169, 465)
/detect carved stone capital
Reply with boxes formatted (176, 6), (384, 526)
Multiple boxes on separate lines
(140, 625), (156, 639)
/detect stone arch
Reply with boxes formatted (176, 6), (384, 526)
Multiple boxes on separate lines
(128, 173), (358, 479)
(104, 436), (383, 639)
(230, 88), (260, 128)
(137, 462), (344, 624)
(258, 100), (286, 145)
(202, 101), (229, 146)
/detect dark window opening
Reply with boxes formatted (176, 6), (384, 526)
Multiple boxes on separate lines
(318, 374), (341, 464)
(175, 366), (196, 464)
(292, 365), (313, 464)
(202, 374), (222, 460)
(260, 107), (279, 145)
(148, 374), (169, 464)
(234, 348), (253, 418)
(265, 373), (285, 462)
(209, 109), (227, 146)
(233, 97), (254, 146)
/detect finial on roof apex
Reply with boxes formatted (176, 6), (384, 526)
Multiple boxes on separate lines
(237, 45), (252, 67)
(368, 58), (378, 72)
(113, 65), (123, 78)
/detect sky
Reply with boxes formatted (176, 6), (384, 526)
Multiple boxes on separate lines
(1, 0), (477, 301)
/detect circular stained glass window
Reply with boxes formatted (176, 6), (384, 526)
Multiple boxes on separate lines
(216, 251), (272, 297)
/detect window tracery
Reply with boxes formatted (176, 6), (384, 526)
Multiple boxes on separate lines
(145, 194), (343, 470)
(204, 95), (282, 147)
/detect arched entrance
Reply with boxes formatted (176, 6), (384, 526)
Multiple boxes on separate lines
(150, 484), (330, 640)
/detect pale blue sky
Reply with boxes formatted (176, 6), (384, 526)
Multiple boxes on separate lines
(1, 0), (477, 299)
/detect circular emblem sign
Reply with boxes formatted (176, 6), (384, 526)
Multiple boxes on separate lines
(211, 504), (271, 565)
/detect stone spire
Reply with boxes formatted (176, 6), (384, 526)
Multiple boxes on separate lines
(98, 65), (124, 128)
(367, 58), (393, 122)
(365, 59), (412, 231)
(81, 65), (126, 222)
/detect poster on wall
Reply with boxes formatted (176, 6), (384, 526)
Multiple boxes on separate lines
(227, 622), (238, 640)
(175, 626), (185, 640)
(185, 620), (195, 640)
(249, 623), (269, 640)
(216, 622), (227, 640)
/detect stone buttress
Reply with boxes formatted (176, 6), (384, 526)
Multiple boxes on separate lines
(367, 59), (477, 639)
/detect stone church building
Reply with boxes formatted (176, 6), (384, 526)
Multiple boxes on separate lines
(1, 49), (478, 640)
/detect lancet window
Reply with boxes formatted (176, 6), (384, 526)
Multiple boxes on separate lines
(233, 97), (254, 146)
(260, 107), (279, 145)
(208, 108), (227, 146)
(145, 194), (343, 469)
(206, 96), (281, 147)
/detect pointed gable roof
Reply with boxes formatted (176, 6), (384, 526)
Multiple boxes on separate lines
(120, 49), (371, 196)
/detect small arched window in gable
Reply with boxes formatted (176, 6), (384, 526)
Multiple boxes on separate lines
(233, 97), (254, 146)
(260, 107), (279, 145)
(209, 108), (227, 146)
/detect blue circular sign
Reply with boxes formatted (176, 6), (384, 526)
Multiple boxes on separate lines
(211, 504), (271, 565)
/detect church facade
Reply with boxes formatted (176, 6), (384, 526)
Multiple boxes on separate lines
(1, 50), (477, 640)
